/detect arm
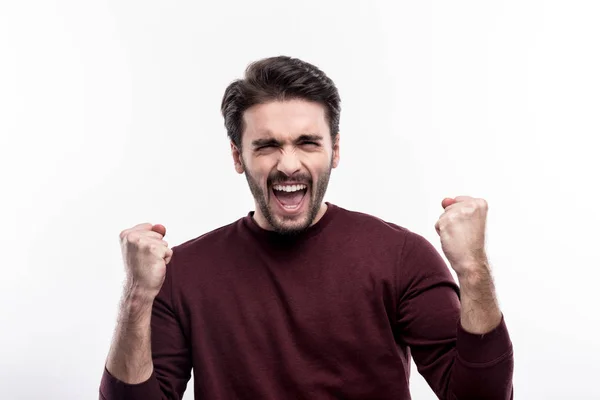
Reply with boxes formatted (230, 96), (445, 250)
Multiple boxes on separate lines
(436, 196), (502, 335)
(100, 249), (192, 400)
(456, 260), (502, 334)
(395, 232), (513, 400)
(104, 287), (154, 384)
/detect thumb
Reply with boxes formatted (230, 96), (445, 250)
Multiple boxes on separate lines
(152, 224), (167, 237)
(441, 197), (456, 209)
(164, 248), (173, 265)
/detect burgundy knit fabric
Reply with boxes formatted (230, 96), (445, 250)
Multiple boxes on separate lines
(100, 203), (513, 399)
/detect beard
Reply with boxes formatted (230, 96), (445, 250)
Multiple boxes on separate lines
(242, 157), (333, 236)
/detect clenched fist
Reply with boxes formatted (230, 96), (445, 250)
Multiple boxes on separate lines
(435, 196), (489, 277)
(119, 223), (173, 299)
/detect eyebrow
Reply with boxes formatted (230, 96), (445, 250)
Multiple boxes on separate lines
(251, 134), (324, 148)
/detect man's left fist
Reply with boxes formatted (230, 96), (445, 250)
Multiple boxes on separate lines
(435, 196), (489, 276)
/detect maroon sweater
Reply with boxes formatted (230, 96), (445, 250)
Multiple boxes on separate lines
(100, 203), (513, 399)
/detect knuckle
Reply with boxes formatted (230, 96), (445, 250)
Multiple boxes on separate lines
(125, 233), (143, 248)
(479, 198), (488, 209)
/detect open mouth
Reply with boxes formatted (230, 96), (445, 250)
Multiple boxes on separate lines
(271, 183), (308, 212)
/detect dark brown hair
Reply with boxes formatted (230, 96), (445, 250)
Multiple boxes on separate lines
(220, 56), (341, 149)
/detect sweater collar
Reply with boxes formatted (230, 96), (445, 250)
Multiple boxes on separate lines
(242, 202), (339, 243)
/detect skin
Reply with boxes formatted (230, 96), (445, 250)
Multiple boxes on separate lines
(104, 99), (502, 385)
(231, 99), (501, 332)
(105, 223), (172, 384)
(436, 196), (503, 333)
(231, 99), (340, 234)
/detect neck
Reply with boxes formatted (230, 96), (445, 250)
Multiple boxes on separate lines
(253, 202), (328, 232)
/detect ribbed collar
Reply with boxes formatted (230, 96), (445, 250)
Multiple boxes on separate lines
(241, 202), (339, 245)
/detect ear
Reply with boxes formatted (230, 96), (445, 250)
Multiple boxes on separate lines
(332, 132), (340, 169)
(231, 141), (244, 174)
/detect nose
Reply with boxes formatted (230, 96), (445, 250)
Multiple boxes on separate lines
(277, 150), (301, 176)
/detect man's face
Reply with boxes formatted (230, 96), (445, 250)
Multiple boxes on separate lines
(232, 99), (340, 235)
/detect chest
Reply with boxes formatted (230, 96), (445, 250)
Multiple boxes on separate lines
(183, 245), (398, 345)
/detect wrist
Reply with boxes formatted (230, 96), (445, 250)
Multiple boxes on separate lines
(456, 262), (499, 301)
(123, 279), (158, 303)
(454, 258), (491, 281)
(119, 282), (155, 325)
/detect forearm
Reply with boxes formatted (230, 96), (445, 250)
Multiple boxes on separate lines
(452, 261), (513, 399)
(395, 232), (513, 399)
(456, 260), (503, 334)
(105, 287), (155, 384)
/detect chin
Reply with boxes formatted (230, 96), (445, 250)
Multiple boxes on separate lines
(269, 211), (312, 235)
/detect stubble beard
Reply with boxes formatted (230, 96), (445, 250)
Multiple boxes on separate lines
(243, 157), (333, 236)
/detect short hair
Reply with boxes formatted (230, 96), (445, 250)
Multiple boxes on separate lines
(220, 56), (341, 148)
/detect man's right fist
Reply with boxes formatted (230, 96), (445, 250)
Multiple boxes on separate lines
(119, 223), (173, 299)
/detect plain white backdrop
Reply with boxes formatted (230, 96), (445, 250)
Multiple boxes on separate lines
(1, 0), (599, 399)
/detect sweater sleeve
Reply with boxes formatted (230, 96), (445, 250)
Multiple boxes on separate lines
(395, 232), (514, 400)
(99, 249), (192, 400)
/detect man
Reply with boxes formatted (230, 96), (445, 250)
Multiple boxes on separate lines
(100, 56), (513, 399)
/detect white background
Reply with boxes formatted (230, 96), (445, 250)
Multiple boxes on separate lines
(1, 1), (599, 399)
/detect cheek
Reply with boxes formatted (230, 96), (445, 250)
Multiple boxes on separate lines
(249, 157), (276, 183)
(306, 153), (331, 174)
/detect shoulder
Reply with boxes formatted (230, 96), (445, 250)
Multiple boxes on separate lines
(171, 218), (242, 260)
(333, 204), (410, 238)
(334, 206), (451, 286)
(163, 218), (248, 288)
(332, 204), (433, 256)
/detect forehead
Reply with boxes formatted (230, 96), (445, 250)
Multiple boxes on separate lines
(241, 99), (330, 144)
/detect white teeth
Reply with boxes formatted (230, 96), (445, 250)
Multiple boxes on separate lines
(273, 184), (307, 192)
